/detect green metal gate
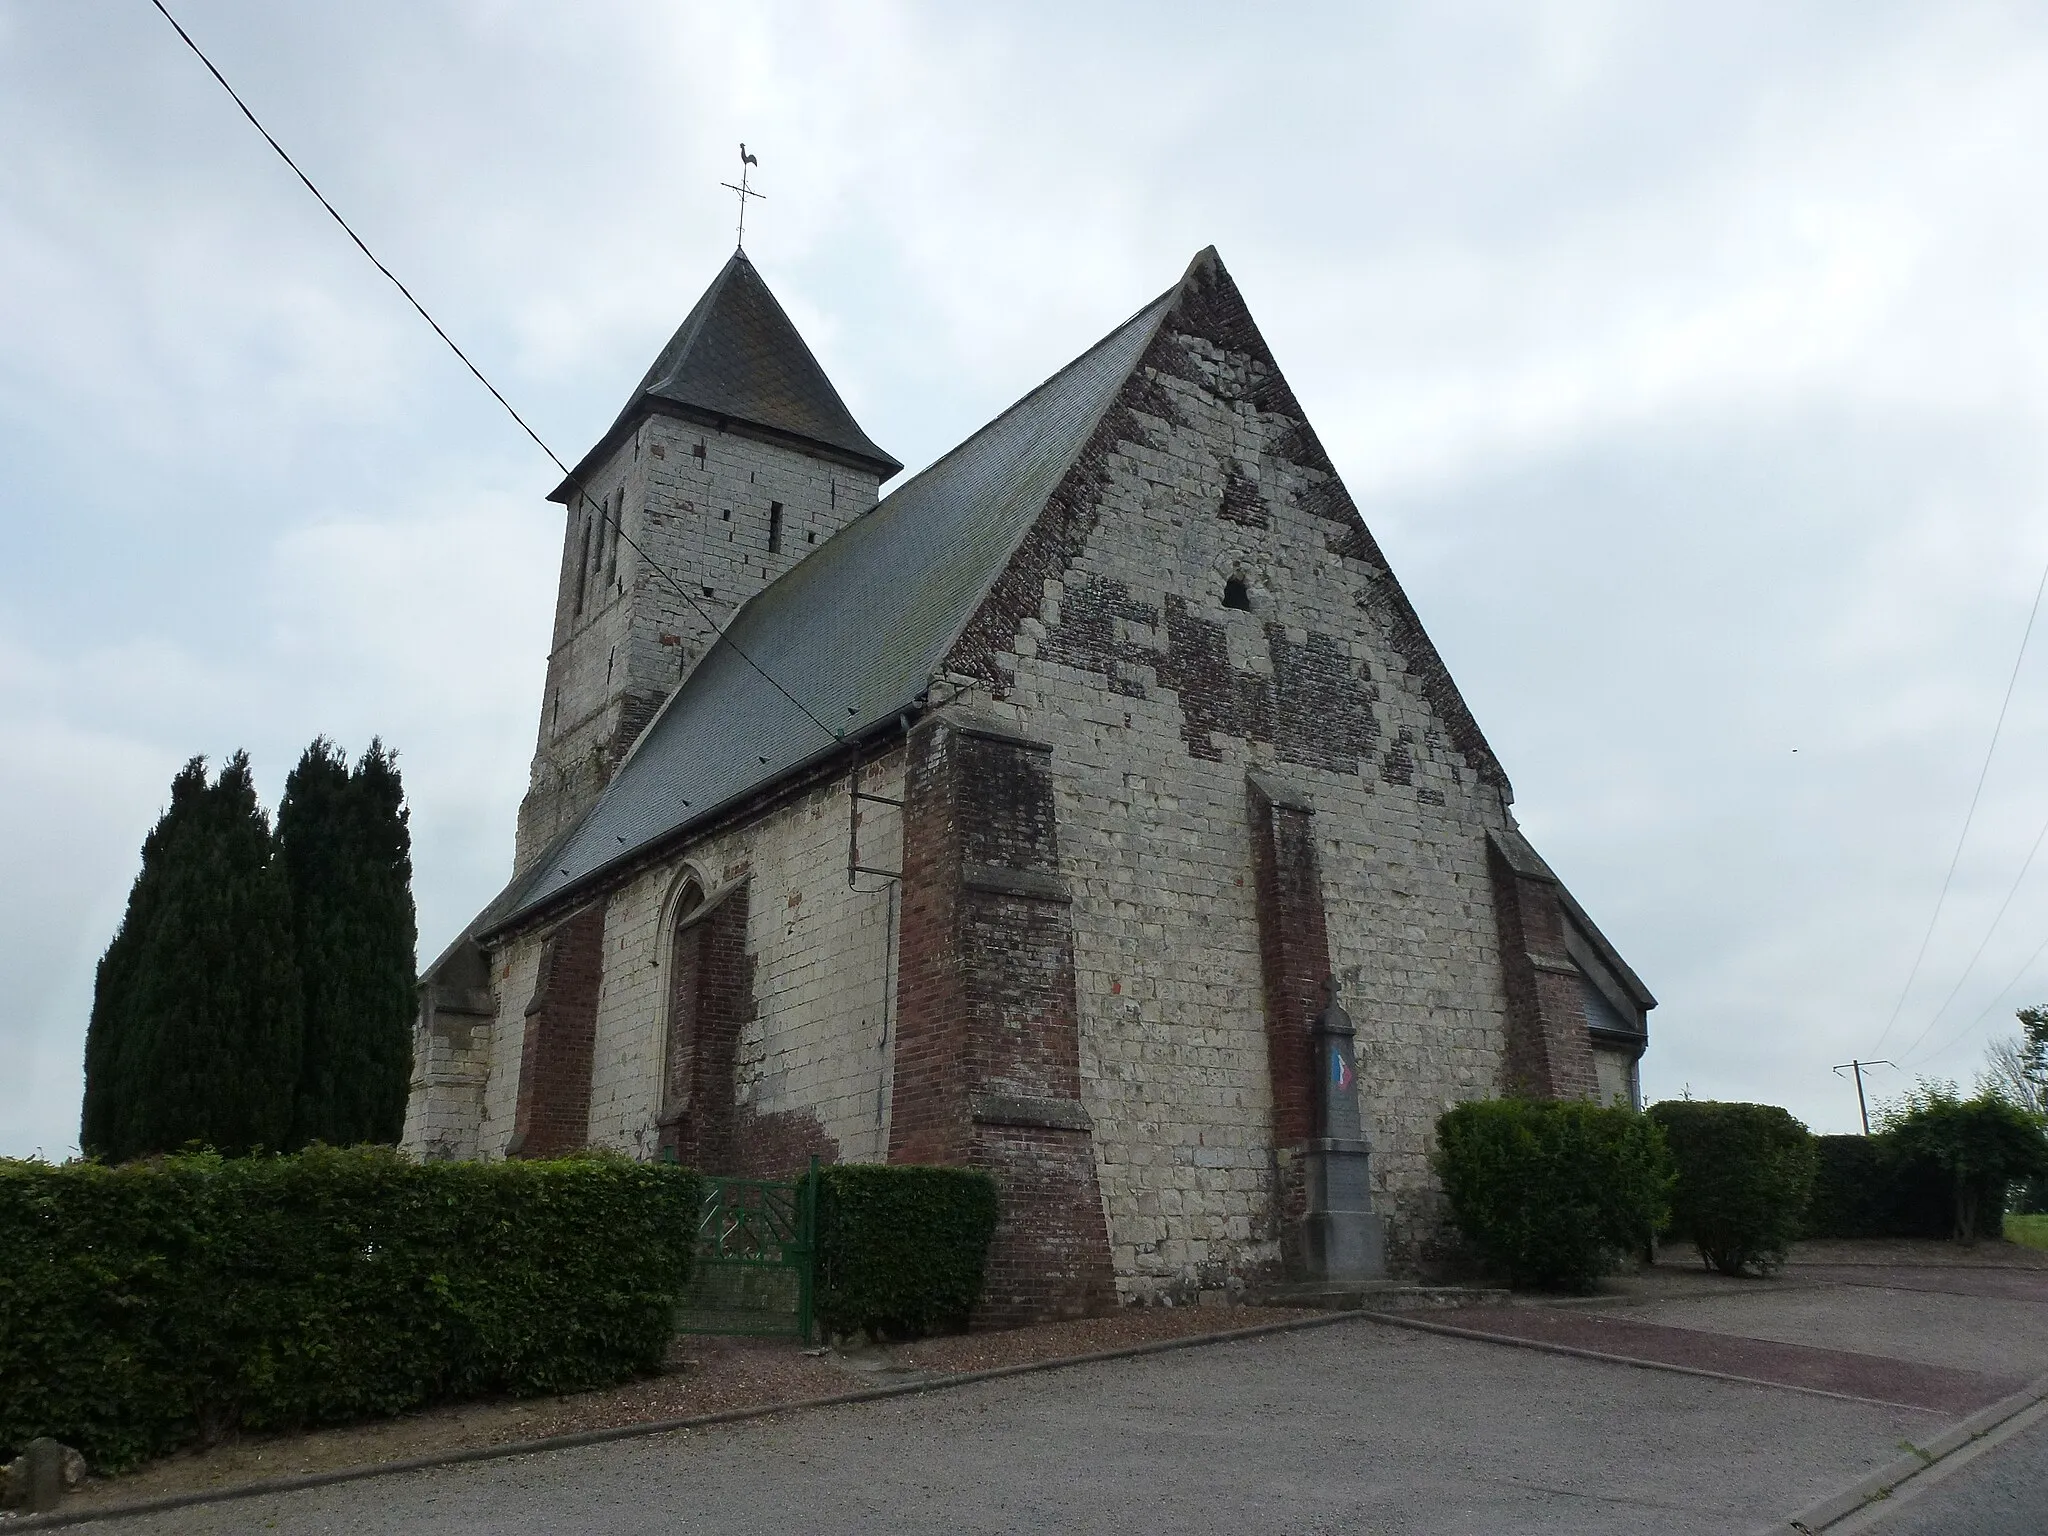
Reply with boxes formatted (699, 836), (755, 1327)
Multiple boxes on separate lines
(676, 1162), (817, 1343)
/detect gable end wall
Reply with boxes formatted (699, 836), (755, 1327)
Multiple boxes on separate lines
(947, 259), (1535, 1297)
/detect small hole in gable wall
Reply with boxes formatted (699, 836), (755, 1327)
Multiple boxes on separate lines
(1223, 575), (1252, 611)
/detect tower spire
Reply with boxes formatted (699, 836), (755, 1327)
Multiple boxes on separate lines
(720, 143), (765, 251)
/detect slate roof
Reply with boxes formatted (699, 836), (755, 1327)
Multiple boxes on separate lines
(486, 275), (1183, 935)
(552, 251), (900, 498)
(1488, 829), (1656, 1011)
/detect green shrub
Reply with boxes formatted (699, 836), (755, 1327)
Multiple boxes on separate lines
(0, 1147), (698, 1471)
(1802, 1135), (1950, 1238)
(1433, 1099), (1672, 1292)
(1648, 1102), (1816, 1276)
(815, 1165), (999, 1339)
(1880, 1086), (2048, 1241)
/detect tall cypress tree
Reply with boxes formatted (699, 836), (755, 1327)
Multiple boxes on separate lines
(280, 738), (418, 1147)
(80, 753), (302, 1160)
(81, 758), (207, 1158)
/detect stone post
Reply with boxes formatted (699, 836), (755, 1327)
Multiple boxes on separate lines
(1300, 979), (1386, 1281)
(9, 1439), (71, 1513)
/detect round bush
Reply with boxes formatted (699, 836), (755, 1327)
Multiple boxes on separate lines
(1433, 1099), (1672, 1292)
(1647, 1101), (1815, 1275)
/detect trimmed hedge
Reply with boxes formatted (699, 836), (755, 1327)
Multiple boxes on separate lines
(1801, 1135), (1950, 1239)
(1881, 1089), (2048, 1241)
(1648, 1102), (1816, 1275)
(0, 1147), (698, 1471)
(1434, 1099), (1672, 1292)
(815, 1165), (998, 1340)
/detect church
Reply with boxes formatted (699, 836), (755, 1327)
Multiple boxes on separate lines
(401, 245), (1654, 1321)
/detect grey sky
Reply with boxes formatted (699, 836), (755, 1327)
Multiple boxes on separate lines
(5, 1), (2047, 1158)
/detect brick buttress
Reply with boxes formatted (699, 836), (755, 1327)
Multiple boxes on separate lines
(891, 713), (1116, 1325)
(1486, 828), (1599, 1100)
(1246, 774), (1327, 1272)
(507, 904), (605, 1157)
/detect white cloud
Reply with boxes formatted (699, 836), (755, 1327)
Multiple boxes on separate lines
(7, 1), (2048, 1153)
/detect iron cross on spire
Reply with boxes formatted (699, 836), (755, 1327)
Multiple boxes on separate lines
(721, 143), (764, 251)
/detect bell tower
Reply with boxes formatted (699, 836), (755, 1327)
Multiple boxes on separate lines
(513, 253), (900, 872)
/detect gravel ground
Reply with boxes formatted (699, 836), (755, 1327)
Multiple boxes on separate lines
(1794, 1264), (2048, 1304)
(1789, 1239), (2048, 1270)
(59, 1319), (1949, 1536)
(890, 1303), (1320, 1373)
(51, 1336), (852, 1516)
(36, 1241), (2048, 1527)
(48, 1306), (1319, 1516)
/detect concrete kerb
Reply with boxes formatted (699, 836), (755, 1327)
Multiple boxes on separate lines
(0, 1310), (1378, 1532)
(1750, 1369), (2048, 1536)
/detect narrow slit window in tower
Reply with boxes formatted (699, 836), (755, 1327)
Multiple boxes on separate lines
(768, 502), (783, 554)
(574, 512), (593, 615)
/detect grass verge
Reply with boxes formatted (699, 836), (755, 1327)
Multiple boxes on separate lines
(2004, 1213), (2048, 1251)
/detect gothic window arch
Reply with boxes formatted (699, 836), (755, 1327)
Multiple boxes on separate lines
(657, 873), (706, 1133)
(655, 868), (748, 1169)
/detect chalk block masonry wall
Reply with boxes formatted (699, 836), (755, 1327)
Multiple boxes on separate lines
(404, 247), (1651, 1311)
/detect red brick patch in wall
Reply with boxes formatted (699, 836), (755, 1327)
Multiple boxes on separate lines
(732, 1106), (839, 1181)
(657, 884), (755, 1171)
(946, 246), (1507, 793)
(891, 714), (1116, 1324)
(1246, 775), (1330, 1158)
(508, 905), (605, 1158)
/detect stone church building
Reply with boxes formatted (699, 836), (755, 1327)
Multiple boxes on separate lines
(402, 246), (1653, 1319)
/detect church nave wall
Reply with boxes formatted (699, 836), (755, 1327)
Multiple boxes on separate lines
(567, 748), (906, 1172)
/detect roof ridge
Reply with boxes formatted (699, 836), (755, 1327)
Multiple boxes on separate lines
(913, 279), (1191, 677)
(884, 279), (1184, 504)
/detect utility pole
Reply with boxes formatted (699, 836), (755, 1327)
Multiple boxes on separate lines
(1832, 1059), (1896, 1136)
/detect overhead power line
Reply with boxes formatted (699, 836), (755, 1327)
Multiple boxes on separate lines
(145, 0), (842, 745)
(1906, 925), (2048, 1070)
(1896, 804), (2048, 1064)
(1872, 551), (2048, 1051)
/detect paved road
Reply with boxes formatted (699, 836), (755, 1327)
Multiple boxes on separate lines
(80, 1319), (1942, 1536)
(1846, 1402), (2048, 1534)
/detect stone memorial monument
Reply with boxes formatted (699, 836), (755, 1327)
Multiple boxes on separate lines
(1299, 978), (1387, 1282)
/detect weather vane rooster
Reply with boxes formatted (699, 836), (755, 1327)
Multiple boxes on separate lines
(722, 143), (764, 251)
